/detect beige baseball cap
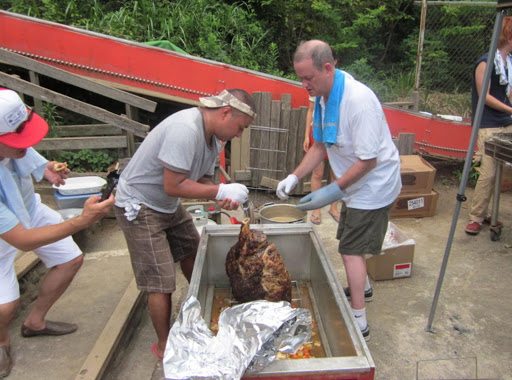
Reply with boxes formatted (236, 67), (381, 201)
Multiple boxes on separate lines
(199, 90), (256, 118)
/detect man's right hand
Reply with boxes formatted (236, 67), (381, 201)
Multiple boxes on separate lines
(215, 183), (249, 203)
(276, 174), (298, 199)
(74, 194), (115, 229)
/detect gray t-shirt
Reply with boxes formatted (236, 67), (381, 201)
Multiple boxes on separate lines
(115, 107), (221, 213)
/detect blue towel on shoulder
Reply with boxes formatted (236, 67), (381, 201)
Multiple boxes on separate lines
(312, 69), (345, 148)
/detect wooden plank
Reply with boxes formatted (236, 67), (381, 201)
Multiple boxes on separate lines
(241, 122), (250, 171)
(0, 73), (150, 137)
(397, 133), (415, 155)
(269, 100), (281, 179)
(281, 94), (292, 111)
(295, 106), (308, 194)
(230, 132), (242, 179)
(55, 125), (122, 137)
(234, 170), (251, 181)
(260, 176), (279, 190)
(15, 251), (40, 279)
(35, 136), (128, 150)
(278, 95), (292, 180)
(0, 49), (157, 112)
(286, 109), (299, 183)
(124, 105), (137, 157)
(302, 179), (327, 193)
(28, 70), (43, 114)
(250, 92), (263, 187)
(75, 278), (144, 380)
(257, 92), (272, 186)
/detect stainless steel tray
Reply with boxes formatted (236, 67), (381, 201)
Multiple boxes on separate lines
(188, 223), (375, 379)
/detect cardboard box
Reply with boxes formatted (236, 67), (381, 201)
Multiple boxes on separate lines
(391, 189), (439, 218)
(366, 222), (415, 281)
(400, 155), (436, 193)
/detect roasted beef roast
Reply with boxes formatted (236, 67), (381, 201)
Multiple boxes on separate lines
(225, 218), (292, 303)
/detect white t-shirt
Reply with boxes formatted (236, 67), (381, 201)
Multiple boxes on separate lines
(322, 73), (401, 209)
(115, 107), (221, 213)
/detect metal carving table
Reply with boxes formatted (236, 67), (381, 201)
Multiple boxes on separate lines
(483, 133), (512, 240)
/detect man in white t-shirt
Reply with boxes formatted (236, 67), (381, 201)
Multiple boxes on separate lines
(277, 40), (401, 341)
(114, 89), (255, 360)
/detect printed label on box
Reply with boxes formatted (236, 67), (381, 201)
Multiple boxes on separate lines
(393, 263), (412, 278)
(407, 197), (424, 210)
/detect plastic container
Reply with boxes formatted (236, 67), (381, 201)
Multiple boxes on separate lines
(186, 205), (217, 234)
(54, 191), (101, 209)
(53, 176), (106, 196)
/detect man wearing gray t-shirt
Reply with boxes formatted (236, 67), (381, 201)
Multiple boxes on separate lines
(114, 89), (255, 360)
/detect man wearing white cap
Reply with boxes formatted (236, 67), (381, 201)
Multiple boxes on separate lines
(0, 89), (115, 377)
(114, 88), (256, 360)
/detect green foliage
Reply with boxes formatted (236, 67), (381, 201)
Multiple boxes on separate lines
(453, 161), (480, 187)
(401, 4), (494, 93)
(58, 149), (116, 173)
(343, 59), (415, 102)
(41, 102), (62, 138)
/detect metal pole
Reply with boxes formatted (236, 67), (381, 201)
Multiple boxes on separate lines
(425, 9), (505, 333)
(412, 0), (427, 112)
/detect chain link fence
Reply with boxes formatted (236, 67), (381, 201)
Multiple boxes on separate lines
(414, 1), (511, 116)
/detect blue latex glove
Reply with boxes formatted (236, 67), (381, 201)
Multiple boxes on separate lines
(295, 181), (345, 211)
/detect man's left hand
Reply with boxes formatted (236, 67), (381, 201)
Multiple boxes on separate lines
(45, 161), (70, 186)
(296, 182), (345, 211)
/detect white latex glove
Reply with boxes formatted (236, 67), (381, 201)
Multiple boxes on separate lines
(276, 174), (298, 200)
(215, 183), (249, 203)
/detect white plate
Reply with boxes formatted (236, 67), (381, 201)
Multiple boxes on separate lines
(57, 208), (83, 221)
(53, 176), (107, 196)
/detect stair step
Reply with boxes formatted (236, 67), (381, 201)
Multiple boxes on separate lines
(75, 278), (145, 380)
(8, 247), (138, 380)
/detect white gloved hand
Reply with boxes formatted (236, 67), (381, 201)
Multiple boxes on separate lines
(215, 183), (249, 203)
(276, 174), (298, 199)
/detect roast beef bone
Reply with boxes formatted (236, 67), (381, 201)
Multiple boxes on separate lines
(225, 218), (292, 303)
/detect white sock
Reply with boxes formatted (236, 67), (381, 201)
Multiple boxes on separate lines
(352, 307), (367, 330)
(364, 276), (371, 292)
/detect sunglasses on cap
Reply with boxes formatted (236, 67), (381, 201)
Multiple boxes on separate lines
(13, 106), (33, 135)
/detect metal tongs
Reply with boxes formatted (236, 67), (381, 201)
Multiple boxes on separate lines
(100, 161), (121, 201)
(242, 199), (255, 223)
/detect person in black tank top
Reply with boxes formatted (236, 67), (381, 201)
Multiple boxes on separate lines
(466, 16), (512, 235)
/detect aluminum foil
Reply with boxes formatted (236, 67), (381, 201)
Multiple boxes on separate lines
(163, 295), (311, 380)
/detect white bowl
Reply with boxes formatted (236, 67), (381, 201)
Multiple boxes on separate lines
(54, 176), (106, 196)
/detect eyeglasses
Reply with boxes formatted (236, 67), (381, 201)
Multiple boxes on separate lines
(14, 107), (33, 135)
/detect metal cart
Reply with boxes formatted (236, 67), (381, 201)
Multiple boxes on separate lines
(483, 133), (512, 241)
